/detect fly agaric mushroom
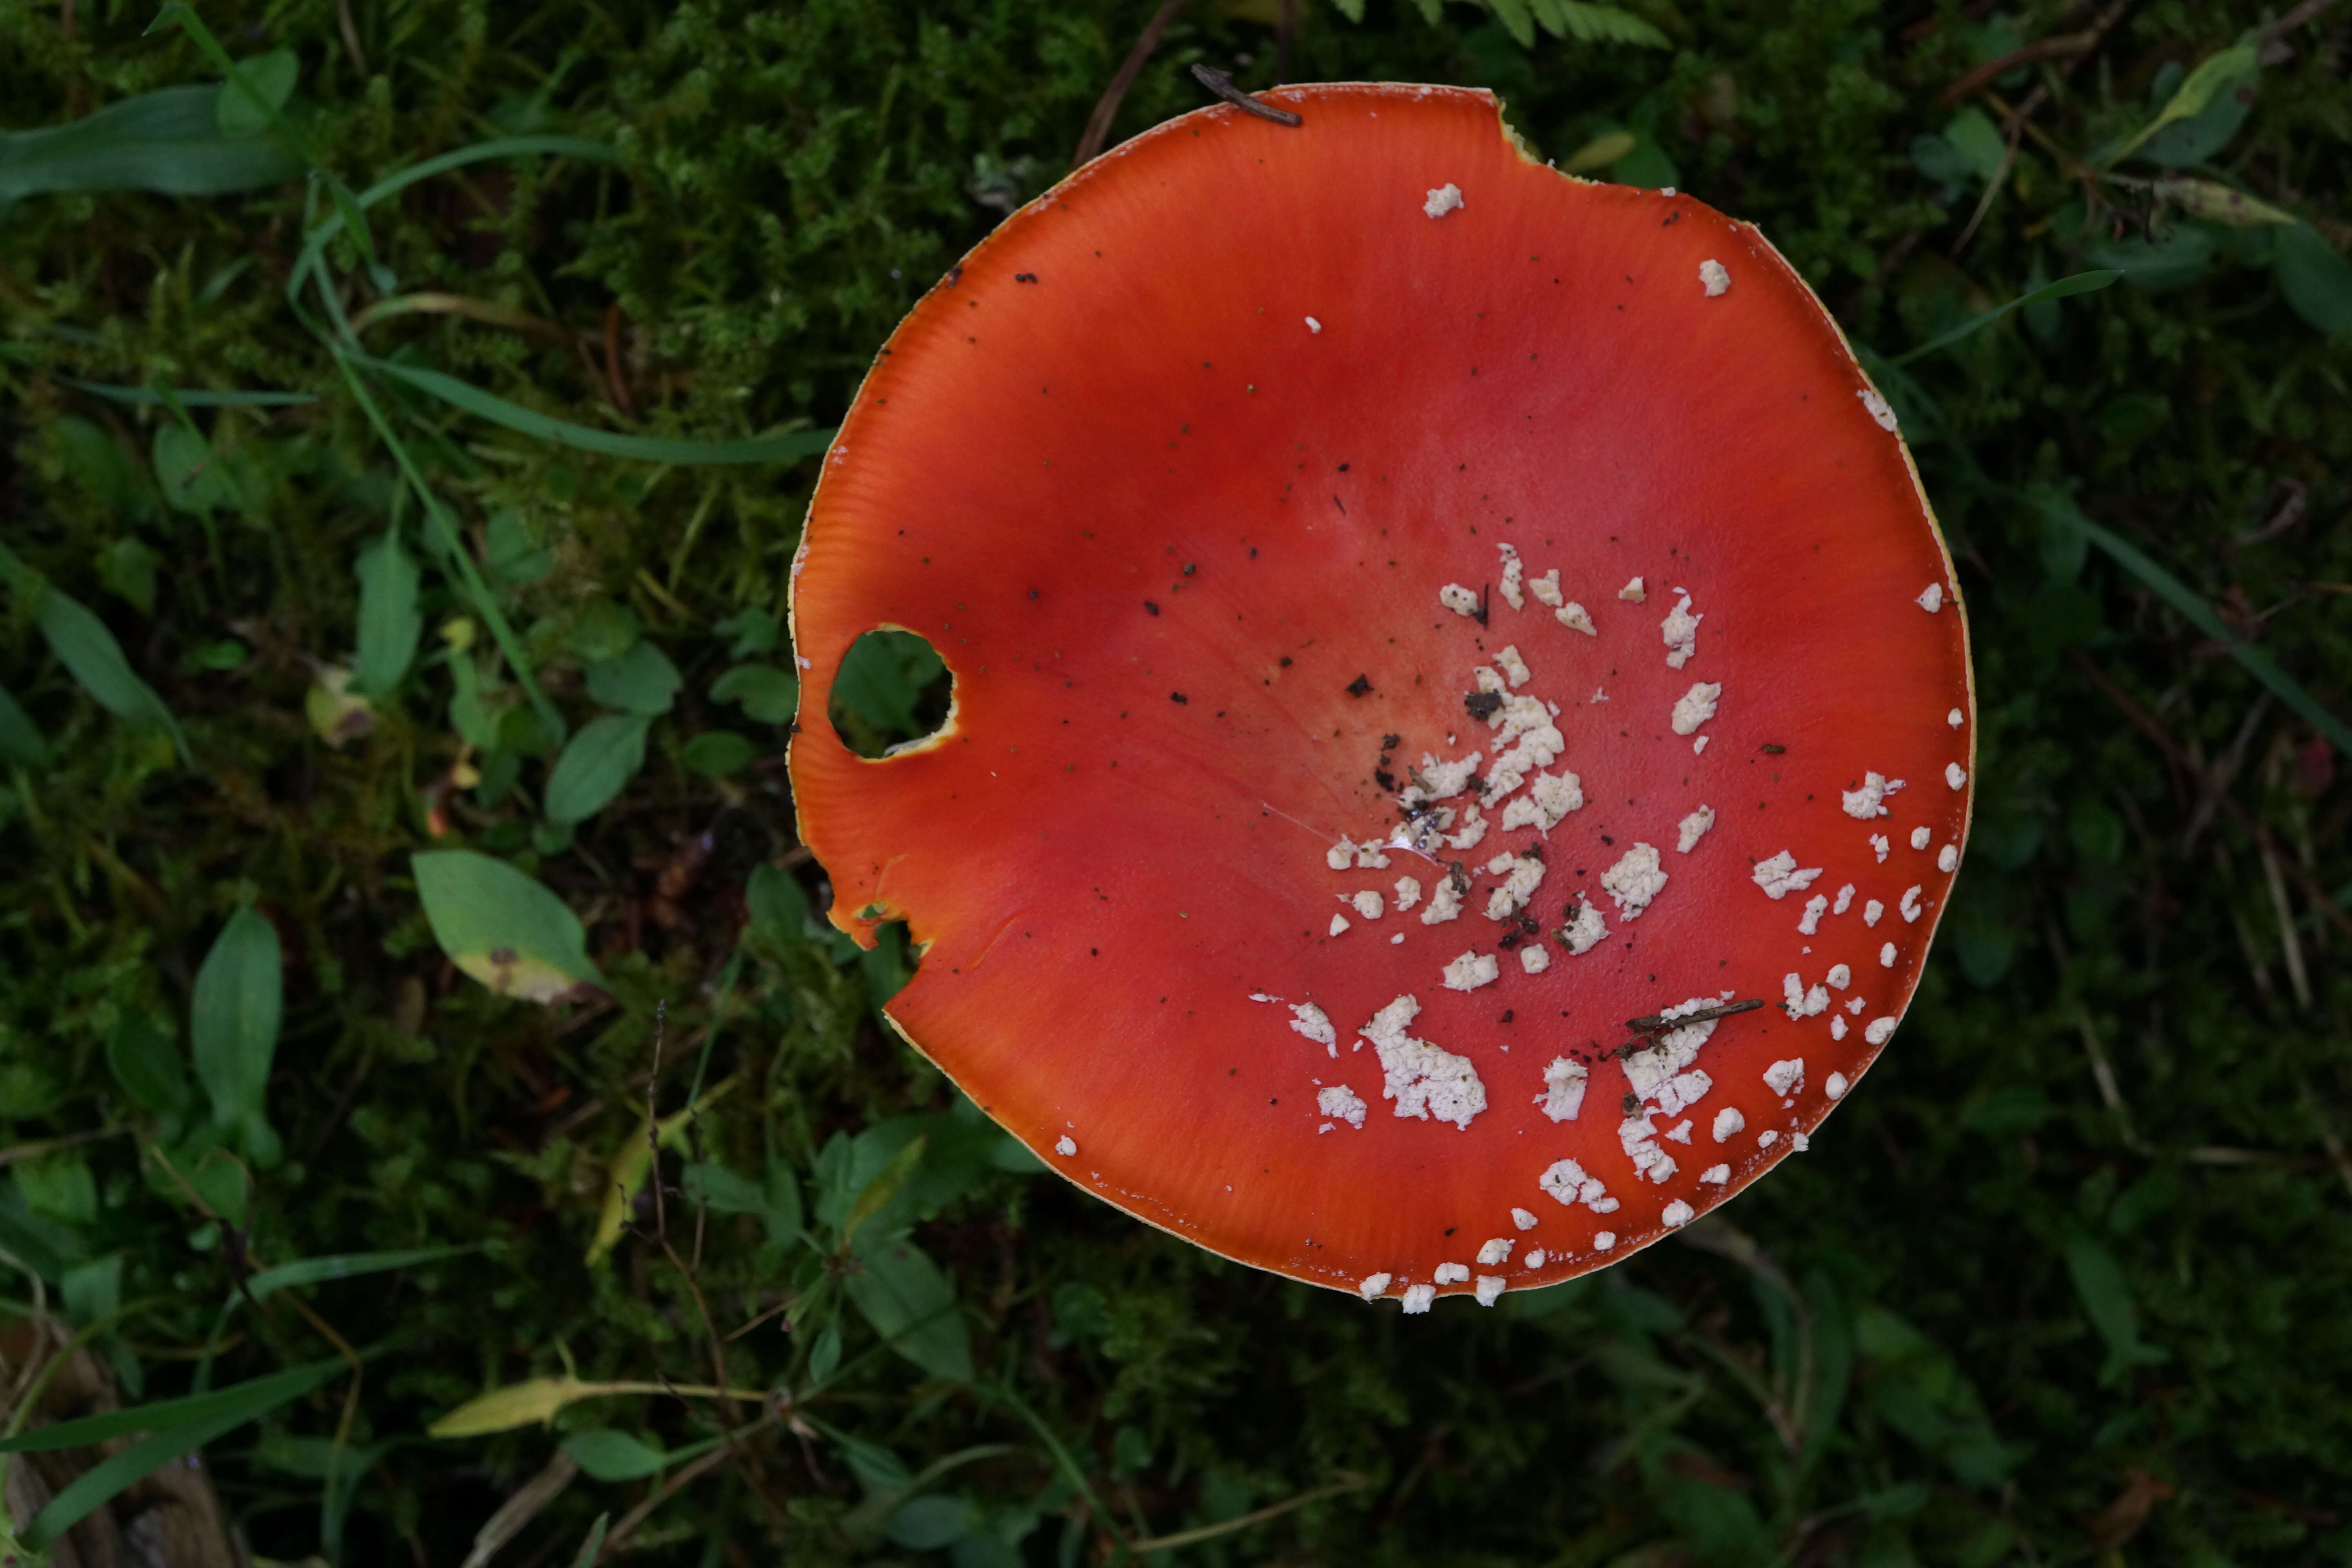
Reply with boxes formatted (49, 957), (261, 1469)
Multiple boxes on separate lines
(788, 84), (1973, 1310)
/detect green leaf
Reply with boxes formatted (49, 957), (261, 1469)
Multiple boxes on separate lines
(543, 713), (651, 824)
(2063, 1233), (2169, 1387)
(681, 729), (756, 777)
(486, 508), (555, 584)
(843, 1135), (928, 1249)
(2083, 226), (2216, 292)
(244, 1243), (484, 1305)
(2105, 45), (2258, 166)
(713, 606), (780, 658)
(1888, 270), (2121, 365)
(29, 577), (191, 762)
(1853, 1305), (2022, 1489)
(584, 641), (682, 716)
(711, 662), (799, 725)
(0, 683), (46, 768)
(0, 85), (301, 207)
(2035, 488), (2352, 757)
(190, 906), (283, 1167)
(412, 849), (605, 1002)
(844, 1238), (973, 1383)
(746, 864), (813, 944)
(1486, 0), (1536, 47)
(151, 421), (238, 515)
(887, 1495), (977, 1551)
(2276, 223), (2352, 338)
(1524, 0), (1665, 44)
(831, 631), (942, 735)
(354, 525), (423, 698)
(1942, 108), (2006, 183)
(107, 1014), (191, 1119)
(346, 351), (835, 466)
(562, 1428), (670, 1482)
(95, 540), (159, 619)
(1544, 1), (1669, 45)
(214, 48), (298, 138)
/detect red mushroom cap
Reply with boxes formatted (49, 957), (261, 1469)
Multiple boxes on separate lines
(789, 84), (1973, 1310)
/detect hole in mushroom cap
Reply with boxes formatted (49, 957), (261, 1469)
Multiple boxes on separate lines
(830, 628), (955, 758)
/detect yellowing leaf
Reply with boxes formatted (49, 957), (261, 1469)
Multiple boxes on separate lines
(413, 849), (603, 1004)
(2154, 176), (2294, 227)
(428, 1375), (599, 1437)
(305, 665), (376, 748)
(586, 1076), (740, 1266)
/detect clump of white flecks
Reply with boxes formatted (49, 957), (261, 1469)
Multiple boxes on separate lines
(1359, 995), (1487, 1129)
(1402, 1283), (1436, 1314)
(1601, 843), (1668, 919)
(1619, 577), (1646, 603)
(1917, 583), (1945, 613)
(1699, 259), (1731, 297)
(1660, 594), (1702, 669)
(1496, 544), (1525, 610)
(1537, 1058), (1588, 1122)
(1289, 1004), (1336, 1050)
(1438, 583), (1480, 618)
(1056, 1136), (1078, 1156)
(1860, 388), (1899, 431)
(1559, 900), (1608, 955)
(1671, 682), (1720, 736)
(1442, 951), (1501, 991)
(1540, 1158), (1617, 1213)
(1424, 183), (1464, 219)
(1317, 1084), (1367, 1128)
(1677, 805), (1715, 853)
(1483, 851), (1546, 919)
(1752, 850), (1824, 900)
(1842, 771), (1904, 819)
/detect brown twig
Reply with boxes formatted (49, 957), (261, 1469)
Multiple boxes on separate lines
(597, 1443), (739, 1558)
(2258, 0), (2344, 45)
(604, 303), (637, 421)
(1189, 65), (1304, 127)
(1940, 0), (2131, 105)
(1074, 0), (1192, 167)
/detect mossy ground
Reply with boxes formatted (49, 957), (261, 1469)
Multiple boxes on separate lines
(2, 2), (2350, 1564)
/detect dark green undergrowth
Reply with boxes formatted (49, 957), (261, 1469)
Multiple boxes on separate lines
(3, 0), (2350, 1564)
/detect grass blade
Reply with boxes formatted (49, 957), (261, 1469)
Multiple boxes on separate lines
(0, 1360), (340, 1455)
(2037, 489), (2352, 757)
(568, 1514), (610, 1568)
(348, 351), (833, 466)
(287, 136), (622, 314)
(332, 353), (566, 745)
(55, 374), (316, 408)
(20, 1362), (341, 1550)
(1887, 270), (2122, 366)
(245, 1243), (486, 1305)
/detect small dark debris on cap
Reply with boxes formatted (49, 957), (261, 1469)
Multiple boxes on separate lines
(1014, 272), (1039, 283)
(1345, 673), (1373, 697)
(1170, 691), (1189, 704)
(1381, 732), (1401, 750)
(1144, 601), (1160, 615)
(1761, 742), (1786, 755)
(1465, 690), (1503, 721)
